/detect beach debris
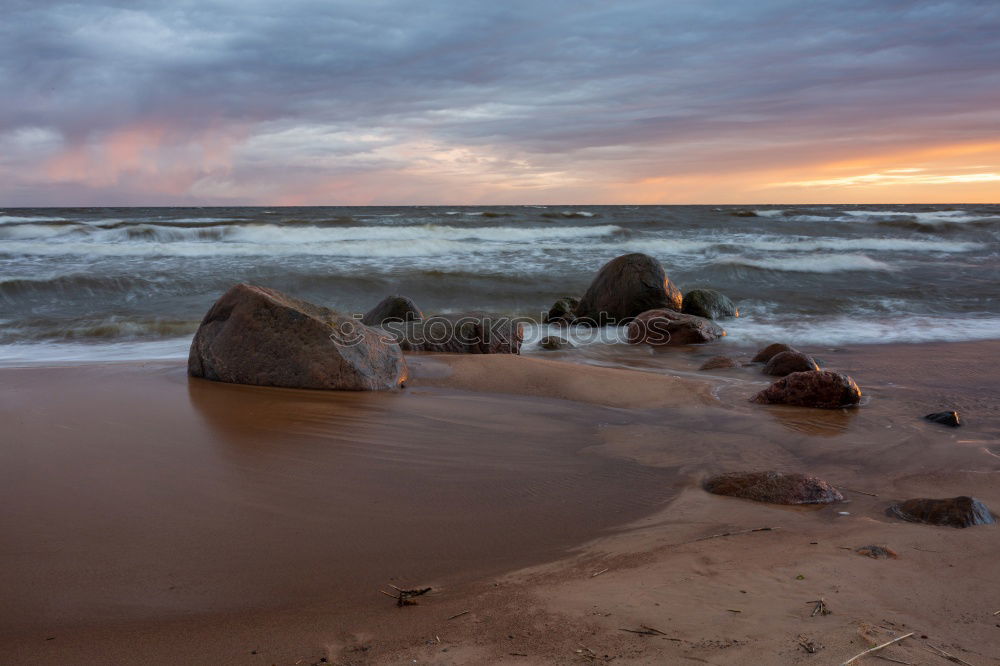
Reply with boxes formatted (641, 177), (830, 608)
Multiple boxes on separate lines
(762, 351), (820, 376)
(574, 252), (683, 325)
(807, 598), (832, 616)
(841, 632), (915, 665)
(681, 288), (739, 320)
(752, 342), (796, 363)
(188, 284), (408, 390)
(838, 511), (851, 516)
(380, 584), (432, 607)
(924, 643), (976, 666)
(699, 355), (741, 370)
(446, 610), (470, 620)
(575, 644), (614, 662)
(627, 308), (725, 346)
(855, 545), (898, 559)
(543, 296), (580, 325)
(750, 370), (862, 409)
(726, 608), (742, 613)
(591, 567), (609, 577)
(796, 574), (805, 580)
(798, 636), (823, 653)
(538, 335), (573, 350)
(888, 496), (995, 528)
(842, 487), (879, 497)
(687, 526), (776, 543)
(925, 411), (961, 427)
(704, 471), (844, 505)
(361, 295), (423, 326)
(619, 626), (680, 640)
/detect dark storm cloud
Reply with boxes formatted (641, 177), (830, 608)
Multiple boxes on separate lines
(1, 0), (998, 203)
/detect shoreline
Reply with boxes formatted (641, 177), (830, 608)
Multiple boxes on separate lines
(2, 340), (999, 664)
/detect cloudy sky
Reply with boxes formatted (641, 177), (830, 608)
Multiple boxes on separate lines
(2, 0), (998, 205)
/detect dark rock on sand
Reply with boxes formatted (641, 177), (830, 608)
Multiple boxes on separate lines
(574, 253), (683, 325)
(381, 313), (522, 354)
(538, 335), (572, 350)
(361, 295), (423, 326)
(188, 284), (407, 390)
(682, 289), (739, 319)
(704, 471), (843, 505)
(751, 370), (862, 409)
(752, 342), (797, 363)
(627, 309), (726, 346)
(888, 496), (995, 528)
(763, 351), (820, 376)
(855, 545), (898, 559)
(543, 296), (580, 325)
(925, 411), (961, 427)
(700, 355), (741, 370)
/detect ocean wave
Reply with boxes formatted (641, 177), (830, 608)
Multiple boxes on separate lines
(0, 215), (71, 224)
(713, 254), (893, 272)
(724, 314), (1000, 346)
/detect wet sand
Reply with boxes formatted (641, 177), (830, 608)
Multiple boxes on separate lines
(2, 341), (1000, 664)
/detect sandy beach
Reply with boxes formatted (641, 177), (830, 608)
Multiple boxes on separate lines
(2, 340), (998, 665)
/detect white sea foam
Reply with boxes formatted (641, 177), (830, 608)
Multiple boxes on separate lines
(0, 215), (70, 224)
(714, 254), (894, 272)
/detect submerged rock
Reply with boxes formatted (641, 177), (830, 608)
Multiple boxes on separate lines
(752, 342), (797, 363)
(574, 253), (683, 326)
(925, 411), (961, 427)
(538, 335), (572, 350)
(888, 496), (995, 528)
(188, 284), (407, 390)
(700, 355), (741, 370)
(704, 471), (843, 505)
(627, 309), (726, 346)
(381, 313), (522, 354)
(751, 370), (862, 409)
(681, 289), (738, 319)
(361, 295), (423, 326)
(543, 296), (580, 325)
(763, 351), (820, 376)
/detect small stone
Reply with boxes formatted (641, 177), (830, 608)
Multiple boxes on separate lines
(703, 471), (843, 505)
(538, 335), (572, 350)
(700, 355), (741, 370)
(855, 545), (898, 559)
(763, 351), (820, 376)
(925, 411), (961, 427)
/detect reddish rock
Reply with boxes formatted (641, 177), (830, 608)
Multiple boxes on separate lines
(382, 313), (522, 354)
(704, 471), (843, 505)
(752, 342), (797, 363)
(700, 355), (741, 370)
(751, 370), (861, 409)
(574, 253), (683, 325)
(627, 309), (725, 346)
(763, 351), (820, 376)
(189, 284), (407, 390)
(362, 295), (423, 326)
(889, 496), (995, 528)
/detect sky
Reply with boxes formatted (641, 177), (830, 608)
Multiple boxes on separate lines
(1, 0), (998, 206)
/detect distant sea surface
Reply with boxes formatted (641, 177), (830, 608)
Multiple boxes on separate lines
(1, 204), (998, 364)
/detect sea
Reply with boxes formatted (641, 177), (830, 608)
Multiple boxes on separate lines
(1, 204), (998, 365)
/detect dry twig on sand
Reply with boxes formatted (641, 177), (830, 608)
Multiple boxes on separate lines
(686, 527), (777, 544)
(591, 568), (609, 577)
(446, 610), (469, 620)
(807, 598), (831, 617)
(841, 632), (914, 665)
(842, 487), (879, 497)
(379, 585), (432, 607)
(924, 643), (976, 666)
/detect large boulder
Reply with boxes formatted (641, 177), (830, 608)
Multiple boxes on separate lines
(751, 370), (861, 409)
(627, 309), (725, 346)
(574, 253), (683, 326)
(889, 497), (995, 528)
(704, 471), (843, 505)
(925, 411), (961, 427)
(381, 313), (522, 354)
(752, 342), (797, 363)
(362, 295), (423, 326)
(763, 351), (820, 376)
(543, 297), (580, 325)
(188, 284), (407, 390)
(682, 289), (738, 319)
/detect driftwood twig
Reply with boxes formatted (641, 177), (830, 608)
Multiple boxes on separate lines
(841, 632), (915, 665)
(447, 610), (470, 620)
(380, 585), (432, 607)
(924, 643), (976, 666)
(687, 527), (777, 544)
